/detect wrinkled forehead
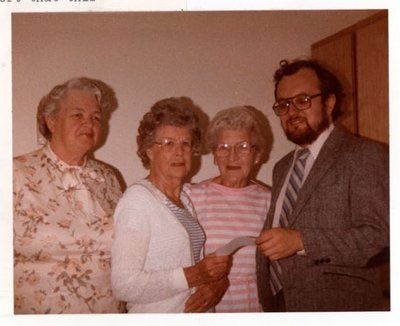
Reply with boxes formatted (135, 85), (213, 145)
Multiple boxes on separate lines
(154, 124), (193, 139)
(58, 88), (101, 113)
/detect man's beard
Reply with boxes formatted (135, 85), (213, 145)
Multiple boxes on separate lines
(284, 110), (331, 146)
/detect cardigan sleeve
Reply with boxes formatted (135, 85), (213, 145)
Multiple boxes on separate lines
(111, 186), (189, 304)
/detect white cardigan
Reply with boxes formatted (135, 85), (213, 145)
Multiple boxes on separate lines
(111, 179), (199, 313)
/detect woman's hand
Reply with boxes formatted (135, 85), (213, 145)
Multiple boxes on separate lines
(184, 276), (229, 312)
(184, 253), (232, 288)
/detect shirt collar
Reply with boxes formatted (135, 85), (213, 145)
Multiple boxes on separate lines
(45, 142), (88, 171)
(44, 143), (104, 188)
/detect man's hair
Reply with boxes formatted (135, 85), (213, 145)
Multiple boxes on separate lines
(273, 59), (345, 121)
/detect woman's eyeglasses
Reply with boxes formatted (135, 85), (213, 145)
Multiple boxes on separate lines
(153, 138), (193, 153)
(213, 141), (255, 157)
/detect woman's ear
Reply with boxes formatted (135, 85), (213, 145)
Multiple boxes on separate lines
(213, 154), (218, 165)
(45, 114), (56, 134)
(146, 147), (154, 162)
(254, 151), (262, 165)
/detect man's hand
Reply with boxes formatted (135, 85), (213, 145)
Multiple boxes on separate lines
(256, 228), (304, 260)
(184, 277), (229, 313)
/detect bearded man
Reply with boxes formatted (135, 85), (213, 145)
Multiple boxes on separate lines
(255, 59), (389, 311)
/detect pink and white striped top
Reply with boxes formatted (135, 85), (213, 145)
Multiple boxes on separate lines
(187, 180), (271, 312)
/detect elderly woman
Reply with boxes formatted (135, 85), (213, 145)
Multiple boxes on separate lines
(111, 97), (231, 313)
(187, 106), (271, 312)
(13, 77), (124, 314)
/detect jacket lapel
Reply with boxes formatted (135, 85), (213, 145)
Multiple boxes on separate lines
(288, 128), (345, 226)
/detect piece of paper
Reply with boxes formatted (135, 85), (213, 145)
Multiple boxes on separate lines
(215, 236), (256, 256)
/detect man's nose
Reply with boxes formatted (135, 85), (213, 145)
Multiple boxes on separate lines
(286, 101), (298, 116)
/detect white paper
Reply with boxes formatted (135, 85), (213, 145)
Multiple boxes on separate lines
(215, 236), (256, 256)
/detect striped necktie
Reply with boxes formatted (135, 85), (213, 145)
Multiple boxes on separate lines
(270, 148), (310, 295)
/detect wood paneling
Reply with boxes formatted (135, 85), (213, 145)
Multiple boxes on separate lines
(312, 33), (357, 134)
(311, 11), (388, 146)
(356, 17), (389, 144)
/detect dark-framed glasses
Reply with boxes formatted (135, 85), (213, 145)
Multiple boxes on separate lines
(214, 141), (255, 158)
(272, 93), (323, 116)
(153, 138), (193, 153)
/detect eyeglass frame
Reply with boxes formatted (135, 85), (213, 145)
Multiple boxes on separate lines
(272, 93), (324, 116)
(213, 141), (257, 158)
(152, 137), (194, 153)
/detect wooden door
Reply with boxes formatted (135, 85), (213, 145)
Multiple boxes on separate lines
(356, 16), (389, 144)
(312, 33), (357, 134)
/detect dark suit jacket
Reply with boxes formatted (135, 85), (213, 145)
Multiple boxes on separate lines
(256, 127), (389, 311)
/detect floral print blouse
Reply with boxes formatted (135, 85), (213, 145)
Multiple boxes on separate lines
(13, 144), (123, 314)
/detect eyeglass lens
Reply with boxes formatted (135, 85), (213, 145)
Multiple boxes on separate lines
(273, 93), (322, 116)
(154, 138), (192, 152)
(214, 141), (253, 157)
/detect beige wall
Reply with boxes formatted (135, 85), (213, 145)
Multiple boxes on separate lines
(12, 10), (377, 187)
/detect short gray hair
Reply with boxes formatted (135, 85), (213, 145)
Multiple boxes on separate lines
(37, 77), (118, 140)
(206, 106), (267, 153)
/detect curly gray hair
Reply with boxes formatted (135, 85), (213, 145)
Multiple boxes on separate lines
(137, 97), (202, 169)
(37, 77), (118, 140)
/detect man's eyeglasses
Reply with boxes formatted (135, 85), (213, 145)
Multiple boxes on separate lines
(213, 141), (255, 158)
(153, 138), (193, 153)
(272, 93), (323, 116)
